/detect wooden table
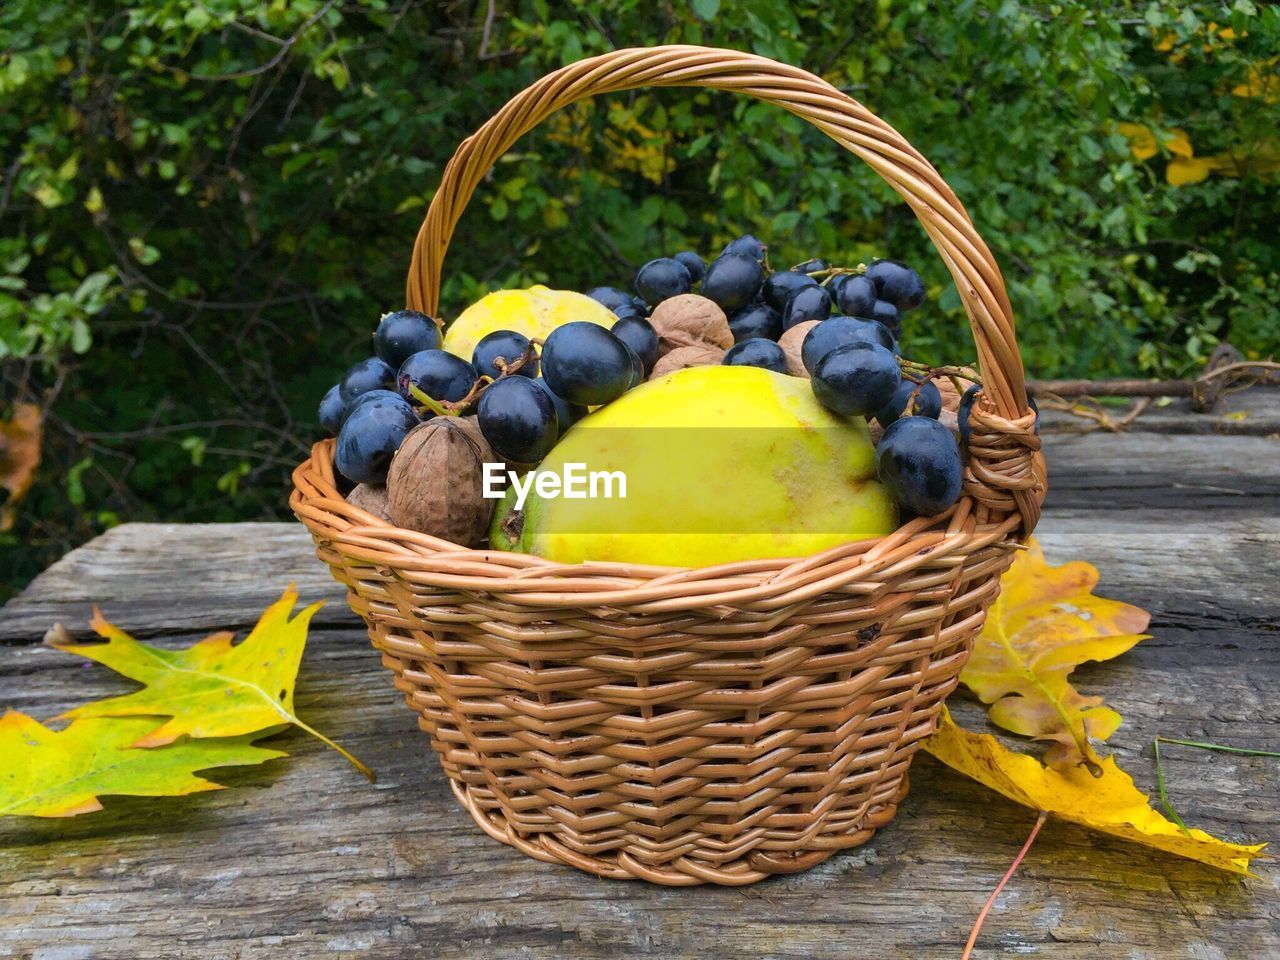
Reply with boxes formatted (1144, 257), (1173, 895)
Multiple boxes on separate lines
(3, 393), (1278, 959)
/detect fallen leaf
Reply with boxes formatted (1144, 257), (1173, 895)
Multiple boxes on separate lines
(923, 709), (1267, 875)
(0, 711), (284, 818)
(961, 538), (1150, 771)
(0, 402), (42, 532)
(48, 585), (372, 780)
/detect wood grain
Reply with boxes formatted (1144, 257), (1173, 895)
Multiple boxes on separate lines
(1, 510), (1277, 957)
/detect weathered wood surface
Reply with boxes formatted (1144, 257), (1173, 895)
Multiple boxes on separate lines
(1, 417), (1278, 959)
(3, 400), (1277, 644)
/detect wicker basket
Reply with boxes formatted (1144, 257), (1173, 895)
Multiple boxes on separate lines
(290, 45), (1046, 886)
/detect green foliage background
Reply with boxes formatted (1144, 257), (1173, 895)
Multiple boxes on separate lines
(1, 0), (1278, 594)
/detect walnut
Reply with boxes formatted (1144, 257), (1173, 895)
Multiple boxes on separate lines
(936, 376), (975, 438)
(649, 344), (725, 379)
(648, 294), (732, 356)
(346, 483), (392, 522)
(386, 417), (496, 547)
(777, 320), (818, 378)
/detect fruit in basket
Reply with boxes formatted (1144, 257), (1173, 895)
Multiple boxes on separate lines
(634, 257), (692, 306)
(778, 320), (817, 377)
(700, 253), (763, 313)
(870, 300), (903, 338)
(477, 376), (559, 463)
(875, 378), (942, 427)
(781, 284), (832, 330)
(762, 270), (817, 312)
(650, 343), (725, 378)
(610, 317), (660, 375)
(728, 302), (782, 342)
(490, 365), (895, 566)
(318, 384), (345, 435)
(723, 338), (788, 374)
(346, 482), (392, 522)
(811, 343), (901, 417)
(623, 344), (645, 390)
(541, 322), (636, 406)
(339, 356), (396, 406)
(346, 388), (405, 418)
(835, 274), (877, 318)
(387, 417), (496, 546)
(673, 251), (705, 283)
(801, 316), (895, 375)
(876, 416), (963, 515)
(335, 393), (419, 485)
(533, 377), (586, 436)
(472, 330), (537, 379)
(373, 310), (442, 369)
(648, 293), (733, 356)
(442, 286), (615, 363)
(397, 350), (479, 408)
(866, 259), (925, 312)
(584, 286), (634, 313)
(721, 234), (767, 262)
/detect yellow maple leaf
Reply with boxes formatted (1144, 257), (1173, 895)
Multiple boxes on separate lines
(960, 538), (1151, 771)
(0, 712), (284, 818)
(48, 586), (372, 781)
(923, 710), (1267, 875)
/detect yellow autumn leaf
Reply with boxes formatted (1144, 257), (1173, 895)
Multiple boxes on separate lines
(1115, 122), (1157, 160)
(1163, 128), (1194, 159)
(0, 712), (284, 818)
(1167, 156), (1215, 186)
(923, 710), (1266, 876)
(960, 538), (1151, 771)
(48, 586), (373, 781)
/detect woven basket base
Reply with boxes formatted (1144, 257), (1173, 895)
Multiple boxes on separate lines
(450, 767), (910, 886)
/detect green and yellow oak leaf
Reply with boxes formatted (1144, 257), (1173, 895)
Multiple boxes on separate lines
(47, 585), (372, 780)
(960, 538), (1151, 772)
(0, 711), (284, 818)
(924, 710), (1266, 876)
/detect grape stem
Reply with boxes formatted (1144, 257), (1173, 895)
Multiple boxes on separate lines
(408, 338), (543, 417)
(814, 263), (868, 284)
(493, 340), (539, 378)
(899, 359), (982, 387)
(407, 376), (491, 417)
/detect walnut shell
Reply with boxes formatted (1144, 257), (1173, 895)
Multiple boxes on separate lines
(386, 417), (496, 547)
(648, 294), (732, 356)
(649, 344), (725, 379)
(777, 320), (818, 378)
(936, 376), (975, 438)
(346, 483), (392, 522)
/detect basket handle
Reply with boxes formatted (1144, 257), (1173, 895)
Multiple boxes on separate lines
(406, 45), (1044, 533)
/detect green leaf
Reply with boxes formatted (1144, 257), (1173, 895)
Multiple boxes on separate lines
(692, 0), (720, 20)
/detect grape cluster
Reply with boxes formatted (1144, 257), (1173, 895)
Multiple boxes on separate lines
(318, 305), (652, 477)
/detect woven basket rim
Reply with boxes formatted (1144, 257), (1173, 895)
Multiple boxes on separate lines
(292, 439), (1024, 611)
